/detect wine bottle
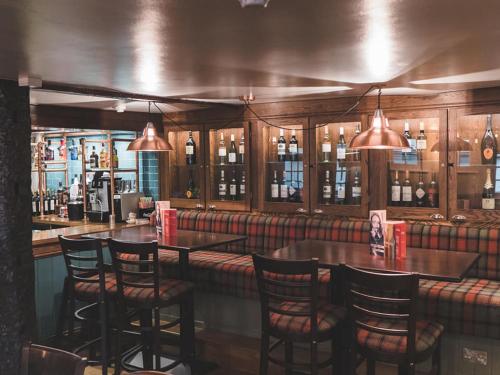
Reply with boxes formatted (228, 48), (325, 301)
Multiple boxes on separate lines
(481, 115), (497, 165)
(99, 143), (107, 169)
(240, 171), (246, 200)
(112, 143), (119, 169)
(186, 170), (195, 199)
(323, 170), (332, 204)
(218, 170), (227, 200)
(353, 123), (361, 161)
(335, 168), (346, 204)
(271, 170), (279, 201)
(416, 121), (427, 150)
(218, 133), (227, 165)
(415, 173), (426, 207)
(280, 171), (288, 202)
(289, 130), (299, 161)
(402, 121), (414, 160)
(58, 139), (66, 159)
(45, 140), (54, 161)
(337, 127), (346, 160)
(391, 170), (401, 206)
(402, 170), (413, 206)
(70, 139), (78, 161)
(239, 134), (245, 164)
(90, 146), (99, 169)
(428, 173), (438, 208)
(31, 193), (37, 216)
(277, 129), (286, 162)
(229, 170), (238, 200)
(482, 168), (495, 209)
(352, 171), (361, 205)
(322, 127), (331, 162)
(229, 134), (237, 164)
(185, 131), (196, 165)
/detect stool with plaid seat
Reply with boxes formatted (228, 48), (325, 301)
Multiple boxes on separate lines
(340, 264), (444, 375)
(108, 239), (195, 373)
(56, 235), (116, 375)
(252, 254), (345, 375)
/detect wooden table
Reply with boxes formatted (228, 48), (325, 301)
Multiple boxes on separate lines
(271, 239), (480, 282)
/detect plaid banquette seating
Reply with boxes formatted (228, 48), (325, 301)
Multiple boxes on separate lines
(161, 211), (500, 340)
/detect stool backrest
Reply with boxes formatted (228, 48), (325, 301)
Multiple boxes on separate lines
(252, 254), (319, 337)
(340, 264), (419, 358)
(20, 342), (87, 375)
(108, 239), (160, 305)
(58, 235), (106, 301)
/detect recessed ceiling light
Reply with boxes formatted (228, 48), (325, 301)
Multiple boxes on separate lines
(238, 0), (270, 8)
(115, 100), (127, 113)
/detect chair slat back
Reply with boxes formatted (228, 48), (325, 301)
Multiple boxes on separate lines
(20, 342), (87, 375)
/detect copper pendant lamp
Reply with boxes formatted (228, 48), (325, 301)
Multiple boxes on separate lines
(349, 89), (410, 150)
(127, 102), (173, 152)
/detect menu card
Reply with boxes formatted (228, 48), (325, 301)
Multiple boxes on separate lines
(155, 201), (170, 234)
(369, 210), (386, 256)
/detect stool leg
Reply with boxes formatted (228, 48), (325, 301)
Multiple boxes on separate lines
(285, 341), (293, 375)
(367, 358), (375, 375)
(180, 292), (195, 364)
(99, 298), (109, 375)
(259, 333), (269, 375)
(154, 306), (161, 370)
(311, 340), (318, 375)
(56, 279), (69, 342)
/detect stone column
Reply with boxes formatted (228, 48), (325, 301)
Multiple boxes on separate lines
(0, 80), (35, 373)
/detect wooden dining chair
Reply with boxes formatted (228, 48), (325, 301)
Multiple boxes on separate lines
(340, 264), (444, 375)
(20, 342), (87, 375)
(252, 254), (345, 375)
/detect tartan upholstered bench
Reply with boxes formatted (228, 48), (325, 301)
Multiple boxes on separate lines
(170, 211), (500, 340)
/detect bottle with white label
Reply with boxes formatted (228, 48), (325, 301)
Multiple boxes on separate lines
(277, 129), (286, 162)
(352, 123), (361, 161)
(416, 121), (427, 150)
(185, 131), (196, 165)
(415, 173), (426, 207)
(229, 170), (238, 200)
(218, 170), (227, 200)
(351, 171), (361, 205)
(337, 127), (346, 160)
(280, 171), (288, 202)
(218, 133), (227, 165)
(238, 134), (245, 164)
(391, 170), (401, 206)
(334, 168), (346, 204)
(239, 171), (246, 200)
(228, 134), (237, 164)
(402, 170), (413, 206)
(482, 168), (495, 209)
(271, 170), (279, 201)
(402, 121), (413, 154)
(289, 130), (299, 161)
(322, 127), (331, 162)
(323, 170), (332, 204)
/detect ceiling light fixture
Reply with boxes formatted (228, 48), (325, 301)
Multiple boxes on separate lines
(238, 0), (270, 8)
(115, 100), (127, 113)
(349, 88), (410, 150)
(127, 102), (173, 152)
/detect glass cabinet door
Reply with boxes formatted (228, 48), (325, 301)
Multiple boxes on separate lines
(310, 114), (368, 217)
(206, 122), (251, 211)
(449, 107), (500, 221)
(384, 109), (447, 220)
(257, 118), (309, 214)
(166, 125), (205, 209)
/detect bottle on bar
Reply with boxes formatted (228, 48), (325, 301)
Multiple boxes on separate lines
(58, 139), (66, 160)
(428, 173), (438, 208)
(112, 143), (119, 169)
(57, 182), (64, 205)
(185, 130), (196, 165)
(402, 170), (413, 206)
(90, 146), (99, 169)
(322, 170), (332, 204)
(271, 170), (279, 201)
(391, 170), (401, 206)
(416, 121), (427, 151)
(99, 143), (107, 169)
(43, 193), (49, 215)
(218, 170), (227, 200)
(289, 130), (299, 161)
(32, 193), (37, 216)
(352, 171), (361, 205)
(239, 171), (246, 200)
(280, 171), (288, 202)
(481, 114), (497, 165)
(239, 134), (245, 164)
(229, 169), (238, 200)
(322, 127), (331, 162)
(49, 191), (56, 214)
(185, 170), (195, 199)
(277, 129), (286, 162)
(482, 168), (495, 209)
(45, 140), (54, 161)
(228, 134), (237, 164)
(218, 132), (227, 165)
(35, 192), (40, 216)
(415, 173), (427, 207)
(352, 123), (361, 161)
(337, 127), (346, 161)
(402, 121), (414, 162)
(334, 169), (346, 205)
(70, 139), (78, 161)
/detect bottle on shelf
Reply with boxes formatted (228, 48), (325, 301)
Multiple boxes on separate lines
(43, 193), (49, 215)
(402, 170), (413, 206)
(288, 179), (301, 203)
(322, 127), (331, 162)
(322, 170), (332, 204)
(35, 192), (41, 216)
(229, 170), (238, 200)
(391, 170), (401, 206)
(352, 123), (361, 162)
(90, 146), (99, 169)
(185, 170), (195, 199)
(185, 131), (196, 165)
(239, 134), (245, 164)
(334, 168), (346, 205)
(49, 191), (56, 214)
(218, 170), (227, 200)
(31, 192), (37, 216)
(416, 121), (427, 151)
(351, 171), (361, 205)
(78, 138), (83, 160)
(99, 143), (107, 169)
(280, 171), (288, 202)
(58, 139), (66, 160)
(427, 173), (439, 208)
(402, 121), (416, 163)
(69, 174), (80, 201)
(45, 140), (54, 161)
(271, 170), (279, 201)
(57, 182), (64, 205)
(112, 143), (119, 169)
(337, 127), (346, 161)
(218, 132), (227, 165)
(229, 134), (238, 164)
(482, 168), (495, 209)
(415, 173), (427, 207)
(481, 114), (497, 165)
(239, 171), (246, 200)
(277, 129), (286, 162)
(70, 139), (78, 161)
(289, 130), (299, 161)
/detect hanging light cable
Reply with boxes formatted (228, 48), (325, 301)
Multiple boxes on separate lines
(349, 88), (410, 150)
(127, 101), (173, 152)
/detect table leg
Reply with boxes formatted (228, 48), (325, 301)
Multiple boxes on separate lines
(179, 250), (190, 281)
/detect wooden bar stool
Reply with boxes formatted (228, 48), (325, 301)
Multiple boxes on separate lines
(108, 239), (195, 373)
(57, 235), (116, 375)
(252, 254), (346, 375)
(20, 342), (87, 375)
(340, 264), (444, 375)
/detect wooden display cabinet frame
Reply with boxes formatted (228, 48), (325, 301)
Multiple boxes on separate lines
(448, 105), (500, 222)
(379, 109), (448, 220)
(256, 117), (310, 214)
(309, 113), (369, 218)
(205, 121), (251, 212)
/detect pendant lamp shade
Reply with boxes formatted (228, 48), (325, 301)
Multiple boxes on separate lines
(127, 122), (173, 152)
